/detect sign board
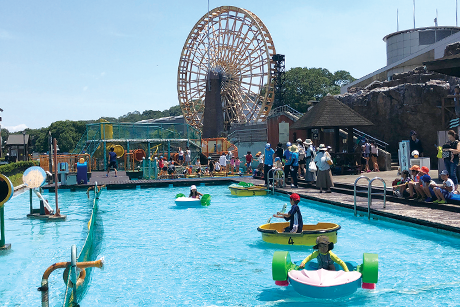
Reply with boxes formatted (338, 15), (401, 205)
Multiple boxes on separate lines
(279, 122), (289, 144)
(312, 129), (319, 140)
(398, 140), (411, 172)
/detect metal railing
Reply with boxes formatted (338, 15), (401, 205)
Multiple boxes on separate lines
(268, 104), (303, 119)
(354, 176), (387, 219)
(267, 168), (285, 194)
(346, 128), (389, 151)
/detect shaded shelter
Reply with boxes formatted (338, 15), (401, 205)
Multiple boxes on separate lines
(290, 94), (373, 154)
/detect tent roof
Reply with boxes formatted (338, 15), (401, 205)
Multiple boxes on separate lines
(290, 95), (373, 129)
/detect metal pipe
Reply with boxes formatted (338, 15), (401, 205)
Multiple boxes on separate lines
(353, 176), (370, 216)
(71, 245), (77, 300)
(53, 138), (59, 216)
(368, 177), (387, 220)
(0, 206), (5, 247)
(38, 258), (104, 307)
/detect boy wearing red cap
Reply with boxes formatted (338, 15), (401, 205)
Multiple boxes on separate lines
(272, 193), (303, 233)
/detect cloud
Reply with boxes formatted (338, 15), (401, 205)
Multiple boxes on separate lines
(4, 124), (28, 132)
(0, 29), (12, 39)
(83, 86), (88, 91)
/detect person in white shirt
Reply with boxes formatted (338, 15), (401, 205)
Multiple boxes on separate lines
(219, 153), (227, 172)
(433, 170), (455, 204)
(185, 147), (191, 166)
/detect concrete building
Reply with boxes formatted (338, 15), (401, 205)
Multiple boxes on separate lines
(342, 26), (460, 93)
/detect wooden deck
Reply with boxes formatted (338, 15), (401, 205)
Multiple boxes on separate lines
(38, 170), (460, 235)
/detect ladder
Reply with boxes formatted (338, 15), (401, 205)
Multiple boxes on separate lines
(354, 176), (387, 219)
(267, 168), (285, 194)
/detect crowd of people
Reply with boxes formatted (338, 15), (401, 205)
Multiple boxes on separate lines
(246, 139), (335, 193)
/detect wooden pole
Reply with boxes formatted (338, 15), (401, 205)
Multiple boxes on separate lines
(53, 138), (60, 216)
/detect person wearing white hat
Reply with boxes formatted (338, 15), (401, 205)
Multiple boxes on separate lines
(314, 144), (334, 193)
(304, 139), (316, 184)
(189, 185), (203, 199)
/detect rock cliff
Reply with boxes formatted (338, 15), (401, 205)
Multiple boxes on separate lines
(337, 67), (460, 167)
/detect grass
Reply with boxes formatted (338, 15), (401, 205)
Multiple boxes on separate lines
(8, 173), (24, 187)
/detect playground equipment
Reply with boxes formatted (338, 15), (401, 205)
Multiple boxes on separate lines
(38, 245), (104, 307)
(178, 6), (277, 131)
(0, 173), (14, 250)
(77, 158), (88, 184)
(24, 164), (66, 221)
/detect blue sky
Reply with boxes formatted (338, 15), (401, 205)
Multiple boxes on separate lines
(0, 0), (458, 131)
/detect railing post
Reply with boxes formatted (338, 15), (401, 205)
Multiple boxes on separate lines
(71, 245), (77, 301)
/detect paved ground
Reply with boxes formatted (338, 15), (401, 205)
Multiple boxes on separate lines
(39, 169), (460, 235)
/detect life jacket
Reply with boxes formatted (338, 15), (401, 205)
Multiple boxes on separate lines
(317, 252), (334, 270)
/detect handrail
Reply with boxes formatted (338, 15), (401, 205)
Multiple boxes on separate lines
(348, 128), (389, 150)
(354, 176), (370, 216)
(267, 168), (285, 194)
(367, 177), (387, 220)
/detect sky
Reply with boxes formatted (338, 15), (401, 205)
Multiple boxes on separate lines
(1, 0), (458, 131)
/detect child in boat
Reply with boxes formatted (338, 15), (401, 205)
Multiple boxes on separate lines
(189, 185), (203, 199)
(272, 193), (303, 233)
(432, 170), (454, 204)
(298, 236), (349, 272)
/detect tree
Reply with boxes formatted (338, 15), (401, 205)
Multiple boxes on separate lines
(283, 67), (355, 112)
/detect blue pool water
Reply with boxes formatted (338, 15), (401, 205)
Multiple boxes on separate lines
(1, 185), (460, 306)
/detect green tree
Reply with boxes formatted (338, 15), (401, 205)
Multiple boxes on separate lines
(283, 67), (355, 112)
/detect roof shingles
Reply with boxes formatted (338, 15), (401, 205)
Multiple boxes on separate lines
(290, 95), (373, 129)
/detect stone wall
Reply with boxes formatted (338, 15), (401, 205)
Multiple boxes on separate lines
(337, 67), (460, 169)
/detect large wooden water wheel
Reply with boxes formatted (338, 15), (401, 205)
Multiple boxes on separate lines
(177, 6), (277, 132)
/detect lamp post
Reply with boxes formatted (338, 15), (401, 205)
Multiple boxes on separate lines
(22, 131), (26, 161)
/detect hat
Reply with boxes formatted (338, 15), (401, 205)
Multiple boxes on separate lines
(441, 170), (449, 176)
(274, 157), (280, 162)
(409, 165), (420, 171)
(190, 185), (197, 191)
(327, 146), (332, 149)
(303, 139), (312, 145)
(313, 235), (334, 250)
(265, 143), (271, 148)
(421, 166), (430, 174)
(410, 130), (417, 136)
(286, 142), (292, 147)
(208, 156), (211, 159)
(318, 144), (327, 151)
(421, 175), (431, 183)
(290, 193), (300, 201)
(256, 151), (262, 156)
(296, 138), (302, 143)
(316, 235), (330, 245)
(289, 145), (298, 152)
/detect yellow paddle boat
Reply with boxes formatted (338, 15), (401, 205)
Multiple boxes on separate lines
(228, 182), (267, 196)
(257, 222), (341, 246)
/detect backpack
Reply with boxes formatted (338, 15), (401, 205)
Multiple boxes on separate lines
(298, 145), (306, 160)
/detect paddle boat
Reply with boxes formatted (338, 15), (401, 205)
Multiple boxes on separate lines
(228, 182), (267, 196)
(258, 203), (341, 245)
(272, 251), (378, 298)
(258, 222), (340, 246)
(175, 193), (211, 207)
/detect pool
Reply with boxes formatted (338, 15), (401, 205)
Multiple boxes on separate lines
(1, 185), (460, 306)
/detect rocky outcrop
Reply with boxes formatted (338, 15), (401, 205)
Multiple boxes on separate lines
(337, 67), (460, 168)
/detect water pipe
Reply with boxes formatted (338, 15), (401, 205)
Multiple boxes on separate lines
(53, 138), (61, 217)
(38, 257), (104, 307)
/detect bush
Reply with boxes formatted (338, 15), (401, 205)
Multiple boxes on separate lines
(0, 161), (39, 177)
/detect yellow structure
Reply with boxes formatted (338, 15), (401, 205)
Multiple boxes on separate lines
(257, 222), (341, 246)
(99, 118), (113, 139)
(228, 183), (267, 196)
